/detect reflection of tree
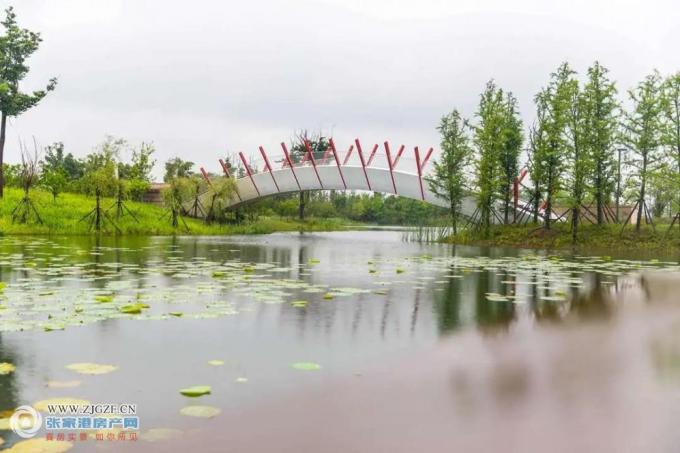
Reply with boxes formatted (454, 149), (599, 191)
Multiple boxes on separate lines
(530, 271), (561, 323)
(567, 273), (612, 320)
(475, 270), (515, 329)
(434, 270), (462, 334)
(0, 337), (19, 418)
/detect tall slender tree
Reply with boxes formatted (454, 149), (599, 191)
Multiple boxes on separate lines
(661, 73), (680, 219)
(474, 81), (505, 237)
(562, 70), (588, 242)
(0, 7), (57, 197)
(582, 62), (619, 224)
(527, 120), (545, 224)
(623, 72), (664, 232)
(427, 109), (473, 235)
(533, 63), (573, 230)
(498, 92), (524, 224)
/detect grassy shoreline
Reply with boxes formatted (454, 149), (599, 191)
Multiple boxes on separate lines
(0, 188), (349, 236)
(443, 222), (680, 252)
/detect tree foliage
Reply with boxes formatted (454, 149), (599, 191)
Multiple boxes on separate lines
(0, 7), (57, 197)
(427, 109), (472, 234)
(623, 71), (664, 231)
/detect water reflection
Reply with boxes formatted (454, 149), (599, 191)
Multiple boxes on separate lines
(0, 232), (676, 451)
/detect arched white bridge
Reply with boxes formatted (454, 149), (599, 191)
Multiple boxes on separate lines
(194, 138), (543, 223)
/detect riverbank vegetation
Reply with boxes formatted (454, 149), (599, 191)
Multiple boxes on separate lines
(0, 187), (347, 235)
(428, 62), (680, 247)
(446, 223), (680, 251)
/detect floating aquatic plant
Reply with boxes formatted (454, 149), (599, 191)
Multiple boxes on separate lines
(179, 405), (221, 418)
(291, 362), (322, 371)
(179, 385), (211, 397)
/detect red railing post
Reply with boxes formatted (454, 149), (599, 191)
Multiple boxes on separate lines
(239, 152), (260, 196)
(384, 141), (398, 194)
(200, 167), (213, 188)
(354, 138), (372, 191)
(392, 145), (405, 169)
(280, 143), (301, 190)
(218, 159), (231, 178)
(366, 144), (379, 166)
(420, 147), (434, 171)
(328, 138), (347, 189)
(259, 146), (281, 193)
(414, 147), (425, 200)
(304, 140), (324, 188)
(342, 144), (355, 165)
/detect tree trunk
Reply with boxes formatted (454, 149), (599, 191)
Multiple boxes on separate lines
(544, 172), (553, 230)
(596, 163), (604, 225)
(450, 203), (457, 236)
(636, 153), (647, 232)
(95, 191), (101, 231)
(571, 206), (579, 243)
(0, 112), (7, 198)
(504, 184), (511, 224)
(532, 184), (540, 224)
(298, 191), (306, 220)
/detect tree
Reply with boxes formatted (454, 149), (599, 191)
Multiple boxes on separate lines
(498, 92), (524, 224)
(474, 81), (505, 236)
(526, 128), (542, 224)
(204, 178), (237, 224)
(40, 168), (67, 202)
(662, 73), (680, 221)
(164, 157), (194, 182)
(11, 145), (41, 223)
(623, 72), (664, 232)
(162, 177), (191, 230)
(533, 63), (573, 230)
(562, 68), (588, 242)
(118, 142), (155, 201)
(427, 109), (472, 235)
(0, 7), (57, 197)
(582, 62), (619, 225)
(118, 142), (156, 181)
(42, 142), (84, 181)
(79, 148), (119, 232)
(289, 131), (329, 220)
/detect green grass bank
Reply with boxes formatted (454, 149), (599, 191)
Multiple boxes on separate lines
(0, 188), (347, 235)
(444, 222), (680, 252)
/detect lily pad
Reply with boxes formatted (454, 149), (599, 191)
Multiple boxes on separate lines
(94, 295), (113, 303)
(66, 363), (117, 375)
(119, 303), (146, 314)
(179, 405), (221, 418)
(4, 438), (73, 452)
(179, 385), (211, 397)
(0, 363), (16, 375)
(291, 362), (322, 371)
(46, 380), (82, 389)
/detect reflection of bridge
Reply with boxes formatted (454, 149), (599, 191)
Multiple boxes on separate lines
(195, 138), (543, 223)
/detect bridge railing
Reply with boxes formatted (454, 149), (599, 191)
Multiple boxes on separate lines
(203, 141), (436, 182)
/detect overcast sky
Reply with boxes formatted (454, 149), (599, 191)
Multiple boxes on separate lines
(4, 0), (679, 180)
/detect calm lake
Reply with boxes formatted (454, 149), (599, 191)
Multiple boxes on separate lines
(1, 230), (679, 452)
